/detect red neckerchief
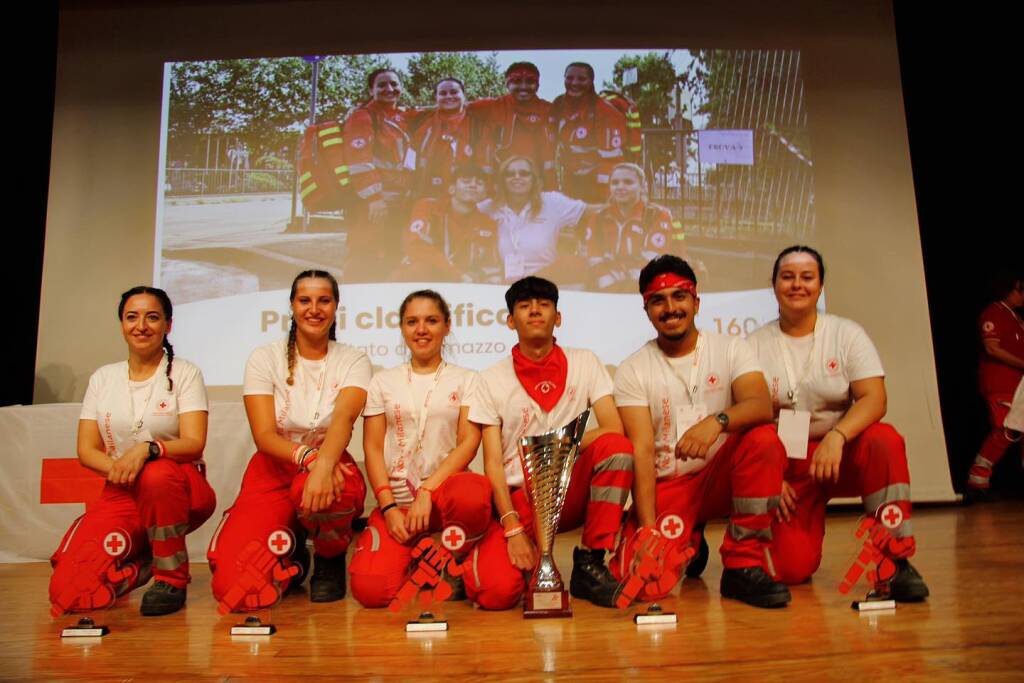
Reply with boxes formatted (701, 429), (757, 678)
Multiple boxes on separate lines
(512, 343), (568, 413)
(606, 201), (644, 224)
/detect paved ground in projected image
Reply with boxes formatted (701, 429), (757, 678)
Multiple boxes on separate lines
(160, 193), (348, 304)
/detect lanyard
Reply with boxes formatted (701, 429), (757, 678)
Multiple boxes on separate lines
(299, 353), (330, 433)
(396, 362), (447, 472)
(126, 357), (161, 435)
(658, 334), (703, 405)
(775, 316), (821, 405)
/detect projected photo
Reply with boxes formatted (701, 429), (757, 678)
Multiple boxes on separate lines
(157, 49), (816, 384)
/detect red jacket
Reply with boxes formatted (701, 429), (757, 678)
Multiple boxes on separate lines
(585, 202), (682, 291)
(409, 109), (479, 201)
(403, 197), (501, 282)
(551, 92), (629, 202)
(342, 100), (413, 204)
(468, 95), (555, 189)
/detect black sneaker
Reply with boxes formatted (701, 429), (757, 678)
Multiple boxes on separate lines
(140, 580), (186, 616)
(889, 559), (929, 602)
(291, 541), (311, 587)
(963, 487), (992, 506)
(309, 553), (346, 603)
(442, 567), (467, 602)
(685, 529), (709, 579)
(568, 547), (619, 608)
(720, 567), (791, 608)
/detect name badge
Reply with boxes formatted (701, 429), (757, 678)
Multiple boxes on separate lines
(504, 254), (526, 280)
(778, 409), (811, 460)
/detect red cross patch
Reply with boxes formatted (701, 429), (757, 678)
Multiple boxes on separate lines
(464, 144), (473, 156)
(351, 137), (366, 149)
(441, 524), (466, 552)
(575, 126), (588, 139)
(659, 514), (685, 539)
(158, 401), (168, 410)
(706, 374), (720, 387)
(267, 529), (294, 556)
(103, 531), (129, 557)
(449, 392), (459, 405)
(982, 321), (995, 333)
(410, 219), (426, 235)
(535, 380), (557, 394)
(879, 504), (904, 530)
(650, 232), (666, 248)
(825, 358), (840, 375)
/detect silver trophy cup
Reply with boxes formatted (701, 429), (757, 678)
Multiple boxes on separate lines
(517, 408), (590, 618)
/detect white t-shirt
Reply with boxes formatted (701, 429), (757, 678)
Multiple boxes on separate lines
(80, 354), (208, 459)
(243, 340), (372, 447)
(480, 191), (586, 280)
(468, 347), (612, 487)
(364, 363), (479, 505)
(614, 334), (762, 478)
(748, 313), (885, 439)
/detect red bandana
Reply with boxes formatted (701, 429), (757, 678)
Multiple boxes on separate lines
(512, 343), (568, 413)
(642, 273), (697, 305)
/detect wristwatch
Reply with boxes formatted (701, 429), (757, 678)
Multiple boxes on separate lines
(714, 412), (730, 430)
(146, 441), (161, 462)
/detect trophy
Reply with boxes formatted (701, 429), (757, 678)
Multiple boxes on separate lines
(518, 409), (590, 618)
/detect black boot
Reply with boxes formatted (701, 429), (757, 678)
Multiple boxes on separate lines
(685, 528), (709, 579)
(569, 547), (620, 608)
(442, 565), (467, 602)
(720, 567), (791, 608)
(889, 559), (929, 602)
(291, 540), (311, 588)
(140, 581), (187, 616)
(309, 553), (346, 603)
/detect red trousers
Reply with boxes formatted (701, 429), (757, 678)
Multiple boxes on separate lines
(610, 425), (785, 600)
(770, 422), (915, 585)
(969, 393), (1019, 490)
(464, 433), (634, 610)
(49, 459), (215, 614)
(349, 472), (492, 607)
(207, 451), (365, 612)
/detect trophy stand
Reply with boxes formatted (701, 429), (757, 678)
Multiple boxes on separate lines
(634, 602), (677, 626)
(390, 536), (468, 633)
(518, 410), (591, 619)
(61, 616), (109, 638)
(225, 528), (305, 635)
(840, 517), (899, 612)
(231, 613), (277, 636)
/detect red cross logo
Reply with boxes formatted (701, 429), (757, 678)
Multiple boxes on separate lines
(449, 392), (459, 405)
(103, 531), (127, 557)
(659, 514), (684, 540)
(706, 374), (719, 387)
(826, 358), (840, 374)
(441, 525), (466, 551)
(535, 380), (557, 394)
(267, 530), (293, 556)
(880, 504), (904, 530)
(158, 401), (168, 410)
(982, 321), (994, 333)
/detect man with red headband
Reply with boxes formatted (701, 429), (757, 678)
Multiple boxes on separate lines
(610, 255), (790, 608)
(469, 62), (556, 190)
(463, 276), (634, 609)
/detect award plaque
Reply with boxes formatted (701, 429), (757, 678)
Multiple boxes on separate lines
(518, 409), (590, 618)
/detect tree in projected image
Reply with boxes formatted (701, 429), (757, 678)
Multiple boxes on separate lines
(401, 51), (506, 106)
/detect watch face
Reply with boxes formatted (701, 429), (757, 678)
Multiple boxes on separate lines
(716, 413), (729, 427)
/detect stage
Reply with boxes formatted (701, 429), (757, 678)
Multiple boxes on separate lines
(2, 502), (1022, 681)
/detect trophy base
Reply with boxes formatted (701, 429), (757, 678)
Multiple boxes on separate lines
(61, 617), (109, 638)
(231, 616), (277, 636)
(523, 589), (572, 618)
(852, 585), (896, 612)
(406, 612), (449, 632)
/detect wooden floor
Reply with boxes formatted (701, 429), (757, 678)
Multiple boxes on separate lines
(2, 503), (1023, 682)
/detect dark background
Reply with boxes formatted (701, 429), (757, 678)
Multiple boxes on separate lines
(8, 1), (1019, 494)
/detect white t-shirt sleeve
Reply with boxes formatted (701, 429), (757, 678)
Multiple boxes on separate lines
(613, 356), (649, 408)
(460, 371), (480, 408)
(79, 370), (101, 421)
(174, 361), (209, 413)
(243, 346), (276, 396)
(342, 352), (374, 390)
(363, 373), (386, 417)
(729, 336), (763, 381)
(550, 192), (586, 228)
(844, 321), (885, 381)
(467, 374), (501, 426)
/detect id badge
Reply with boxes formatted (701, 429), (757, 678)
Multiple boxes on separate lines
(654, 445), (675, 479)
(778, 409), (811, 460)
(403, 147), (417, 171)
(504, 254), (526, 280)
(675, 404), (707, 443)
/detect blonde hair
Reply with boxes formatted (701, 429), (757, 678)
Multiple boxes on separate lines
(494, 155), (543, 219)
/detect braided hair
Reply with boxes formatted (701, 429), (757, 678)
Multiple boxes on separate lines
(286, 270), (340, 386)
(118, 286), (175, 391)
